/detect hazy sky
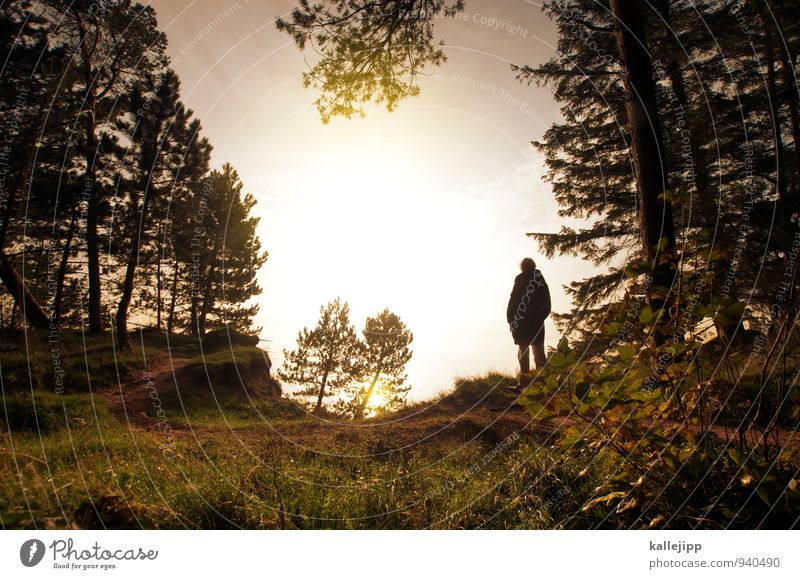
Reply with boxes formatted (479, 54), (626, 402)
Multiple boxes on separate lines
(149, 0), (597, 400)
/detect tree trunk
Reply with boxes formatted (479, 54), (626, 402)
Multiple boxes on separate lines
(355, 367), (383, 420)
(0, 165), (21, 251)
(198, 264), (214, 337)
(167, 257), (179, 334)
(53, 206), (77, 330)
(31, 239), (48, 310)
(198, 247), (218, 337)
(77, 19), (104, 334)
(315, 371), (329, 413)
(0, 250), (49, 329)
(610, 0), (676, 299)
(116, 192), (151, 349)
(766, 46), (790, 256)
(190, 288), (199, 335)
(611, 0), (677, 348)
(779, 49), (800, 321)
(189, 255), (203, 337)
(0, 115), (50, 330)
(779, 51), (800, 197)
(84, 138), (103, 333)
(156, 227), (163, 330)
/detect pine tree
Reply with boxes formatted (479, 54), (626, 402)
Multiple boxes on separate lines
(0, 2), (72, 329)
(279, 298), (363, 413)
(187, 164), (267, 337)
(39, 0), (168, 332)
(344, 308), (413, 419)
(1, 2), (269, 339)
(512, 0), (639, 344)
(114, 70), (211, 348)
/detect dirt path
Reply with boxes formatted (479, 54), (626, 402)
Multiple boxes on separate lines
(103, 354), (193, 430)
(102, 362), (797, 454)
(104, 361), (552, 447)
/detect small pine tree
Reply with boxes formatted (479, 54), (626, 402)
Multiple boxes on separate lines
(341, 308), (413, 419)
(279, 298), (362, 413)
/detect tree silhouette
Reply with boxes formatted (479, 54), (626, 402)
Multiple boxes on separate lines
(279, 298), (363, 413)
(608, 0), (677, 343)
(342, 308), (413, 419)
(41, 0), (168, 332)
(115, 70), (211, 348)
(0, 2), (268, 338)
(514, 0), (800, 348)
(189, 164), (267, 337)
(0, 2), (74, 329)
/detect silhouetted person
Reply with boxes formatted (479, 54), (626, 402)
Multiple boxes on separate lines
(506, 258), (551, 387)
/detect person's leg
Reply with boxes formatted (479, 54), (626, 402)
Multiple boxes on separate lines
(532, 337), (546, 370)
(517, 344), (530, 386)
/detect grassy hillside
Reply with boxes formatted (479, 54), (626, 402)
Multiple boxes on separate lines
(0, 332), (602, 529)
(1, 331), (797, 529)
(0, 384), (603, 530)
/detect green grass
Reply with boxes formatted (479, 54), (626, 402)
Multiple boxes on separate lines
(0, 391), (114, 434)
(184, 344), (268, 370)
(0, 328), (203, 393)
(147, 395), (307, 429)
(0, 402), (607, 529)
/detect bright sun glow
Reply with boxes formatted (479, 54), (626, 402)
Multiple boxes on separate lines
(259, 115), (499, 316)
(364, 389), (387, 412)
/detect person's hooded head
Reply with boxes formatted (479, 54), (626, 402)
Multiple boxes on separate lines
(520, 257), (536, 274)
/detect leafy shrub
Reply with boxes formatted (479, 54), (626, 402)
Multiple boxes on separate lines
(520, 269), (800, 528)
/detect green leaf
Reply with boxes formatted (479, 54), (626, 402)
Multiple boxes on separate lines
(624, 260), (652, 278)
(662, 452), (681, 472)
(719, 302), (745, 324)
(521, 383), (546, 399)
(728, 447), (744, 466)
(596, 366), (620, 384)
(639, 305), (655, 324)
(604, 396), (632, 410)
(548, 349), (576, 369)
(560, 430), (586, 450)
(521, 400), (554, 419)
(756, 486), (777, 508)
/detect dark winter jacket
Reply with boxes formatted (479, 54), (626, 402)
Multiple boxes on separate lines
(506, 268), (551, 345)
